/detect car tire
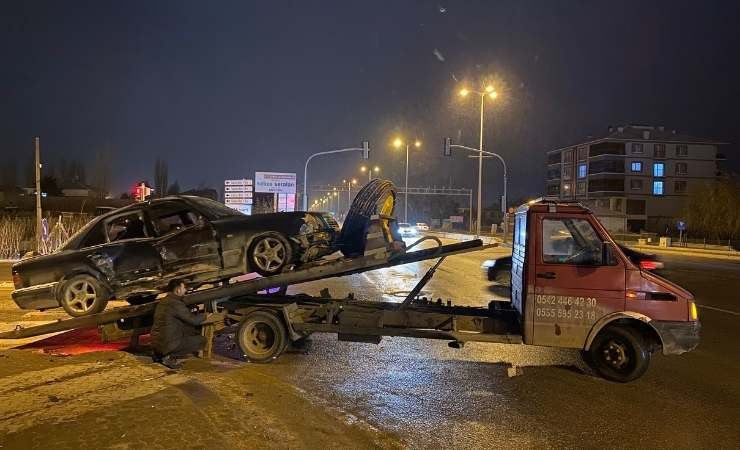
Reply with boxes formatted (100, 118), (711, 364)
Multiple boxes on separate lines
(248, 233), (292, 277)
(59, 274), (109, 317)
(126, 294), (158, 305)
(339, 179), (397, 257)
(587, 325), (651, 383)
(236, 310), (289, 363)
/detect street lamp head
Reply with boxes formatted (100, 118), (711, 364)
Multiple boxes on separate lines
(485, 85), (494, 93)
(342, 179), (347, 183)
(459, 88), (469, 97)
(488, 90), (498, 99)
(392, 138), (403, 148)
(351, 178), (357, 184)
(373, 166), (380, 172)
(360, 166), (367, 172)
(414, 140), (422, 148)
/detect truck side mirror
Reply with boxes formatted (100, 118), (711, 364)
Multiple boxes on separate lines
(602, 241), (616, 265)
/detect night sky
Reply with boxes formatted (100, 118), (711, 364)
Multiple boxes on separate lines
(2, 1), (739, 204)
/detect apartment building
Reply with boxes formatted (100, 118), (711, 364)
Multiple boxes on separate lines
(545, 125), (726, 232)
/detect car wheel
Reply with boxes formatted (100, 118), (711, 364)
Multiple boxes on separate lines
(59, 274), (109, 317)
(339, 179), (397, 257)
(236, 310), (288, 363)
(588, 325), (651, 382)
(248, 234), (292, 276)
(126, 294), (158, 305)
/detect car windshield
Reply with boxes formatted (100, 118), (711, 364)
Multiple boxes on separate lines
(186, 196), (244, 219)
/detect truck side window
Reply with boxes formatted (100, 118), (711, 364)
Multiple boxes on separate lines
(542, 218), (603, 265)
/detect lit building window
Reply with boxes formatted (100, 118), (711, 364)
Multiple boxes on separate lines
(577, 163), (587, 178)
(653, 180), (664, 195)
(653, 162), (664, 177)
(630, 161), (642, 172)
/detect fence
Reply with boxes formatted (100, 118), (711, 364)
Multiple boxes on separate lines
(0, 214), (91, 259)
(611, 233), (739, 252)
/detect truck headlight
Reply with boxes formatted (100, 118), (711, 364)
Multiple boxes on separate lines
(689, 301), (699, 321)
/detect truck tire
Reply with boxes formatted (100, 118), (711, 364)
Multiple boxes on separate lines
(236, 310), (289, 363)
(587, 325), (651, 382)
(59, 274), (109, 317)
(339, 179), (397, 257)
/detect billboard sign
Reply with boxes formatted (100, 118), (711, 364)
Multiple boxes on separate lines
(255, 172), (297, 194)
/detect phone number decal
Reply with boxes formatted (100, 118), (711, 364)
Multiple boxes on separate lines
(535, 295), (598, 321)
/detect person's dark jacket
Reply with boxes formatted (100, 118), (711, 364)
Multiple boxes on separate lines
(150, 293), (205, 355)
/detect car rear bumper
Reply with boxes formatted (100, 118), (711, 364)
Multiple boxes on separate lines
(652, 320), (701, 355)
(11, 282), (60, 310)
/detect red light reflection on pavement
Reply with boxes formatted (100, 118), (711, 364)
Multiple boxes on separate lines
(17, 327), (150, 356)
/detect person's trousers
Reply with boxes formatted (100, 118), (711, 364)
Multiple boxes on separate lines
(172, 335), (206, 357)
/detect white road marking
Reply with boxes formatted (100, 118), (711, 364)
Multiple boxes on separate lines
(697, 305), (740, 316)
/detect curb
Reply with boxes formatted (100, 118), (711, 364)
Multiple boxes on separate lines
(630, 245), (740, 261)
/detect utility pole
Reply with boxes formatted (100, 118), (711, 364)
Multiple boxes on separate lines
(34, 137), (42, 251)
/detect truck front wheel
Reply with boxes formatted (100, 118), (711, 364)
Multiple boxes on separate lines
(587, 325), (651, 383)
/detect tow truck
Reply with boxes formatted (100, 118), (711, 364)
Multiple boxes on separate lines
(0, 199), (700, 382)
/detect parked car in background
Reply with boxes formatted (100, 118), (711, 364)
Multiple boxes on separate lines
(482, 244), (664, 286)
(415, 222), (430, 231)
(397, 222), (418, 237)
(11, 196), (340, 317)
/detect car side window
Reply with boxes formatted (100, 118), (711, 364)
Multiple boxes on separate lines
(542, 218), (603, 265)
(107, 212), (148, 242)
(148, 202), (200, 236)
(81, 221), (106, 248)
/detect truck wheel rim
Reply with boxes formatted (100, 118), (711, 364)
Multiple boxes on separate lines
(253, 237), (286, 272)
(242, 321), (276, 356)
(63, 280), (97, 313)
(602, 339), (630, 370)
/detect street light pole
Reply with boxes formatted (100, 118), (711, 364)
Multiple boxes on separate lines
(302, 142), (369, 210)
(404, 143), (409, 223)
(477, 93), (484, 237)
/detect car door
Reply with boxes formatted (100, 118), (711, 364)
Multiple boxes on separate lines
(531, 213), (626, 348)
(89, 209), (162, 285)
(148, 201), (222, 279)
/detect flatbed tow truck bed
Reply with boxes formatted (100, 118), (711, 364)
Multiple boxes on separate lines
(0, 237), (520, 362)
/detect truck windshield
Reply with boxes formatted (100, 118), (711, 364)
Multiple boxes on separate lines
(542, 218), (603, 265)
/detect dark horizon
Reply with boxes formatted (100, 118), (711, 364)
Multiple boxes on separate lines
(2, 1), (739, 204)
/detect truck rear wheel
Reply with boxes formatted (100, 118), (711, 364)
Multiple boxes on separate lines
(236, 310), (288, 363)
(587, 325), (651, 382)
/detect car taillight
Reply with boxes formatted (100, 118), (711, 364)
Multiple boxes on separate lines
(639, 260), (658, 270)
(12, 272), (23, 289)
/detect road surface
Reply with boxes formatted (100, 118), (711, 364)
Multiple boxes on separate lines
(1, 241), (738, 448)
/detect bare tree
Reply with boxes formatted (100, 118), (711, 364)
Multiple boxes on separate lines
(167, 180), (180, 195)
(154, 159), (169, 198)
(685, 178), (740, 240)
(92, 150), (112, 199)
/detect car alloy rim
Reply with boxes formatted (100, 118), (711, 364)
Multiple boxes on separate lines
(253, 237), (286, 272)
(63, 280), (97, 313)
(242, 321), (276, 355)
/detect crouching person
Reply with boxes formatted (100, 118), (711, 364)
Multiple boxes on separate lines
(151, 279), (206, 369)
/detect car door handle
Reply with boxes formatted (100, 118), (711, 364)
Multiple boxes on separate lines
(537, 272), (557, 279)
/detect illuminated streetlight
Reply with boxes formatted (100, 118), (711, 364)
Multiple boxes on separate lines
(457, 83), (501, 237)
(392, 137), (422, 223)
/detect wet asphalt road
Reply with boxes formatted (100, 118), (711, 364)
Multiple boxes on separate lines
(2, 242), (739, 448)
(245, 241), (740, 449)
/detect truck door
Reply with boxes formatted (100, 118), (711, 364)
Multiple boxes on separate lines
(531, 214), (625, 348)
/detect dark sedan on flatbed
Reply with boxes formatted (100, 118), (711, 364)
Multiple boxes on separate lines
(12, 196), (339, 316)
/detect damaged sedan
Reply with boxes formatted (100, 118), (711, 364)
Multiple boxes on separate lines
(11, 196), (340, 316)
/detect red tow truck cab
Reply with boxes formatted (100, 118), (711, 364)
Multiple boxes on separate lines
(512, 200), (700, 382)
